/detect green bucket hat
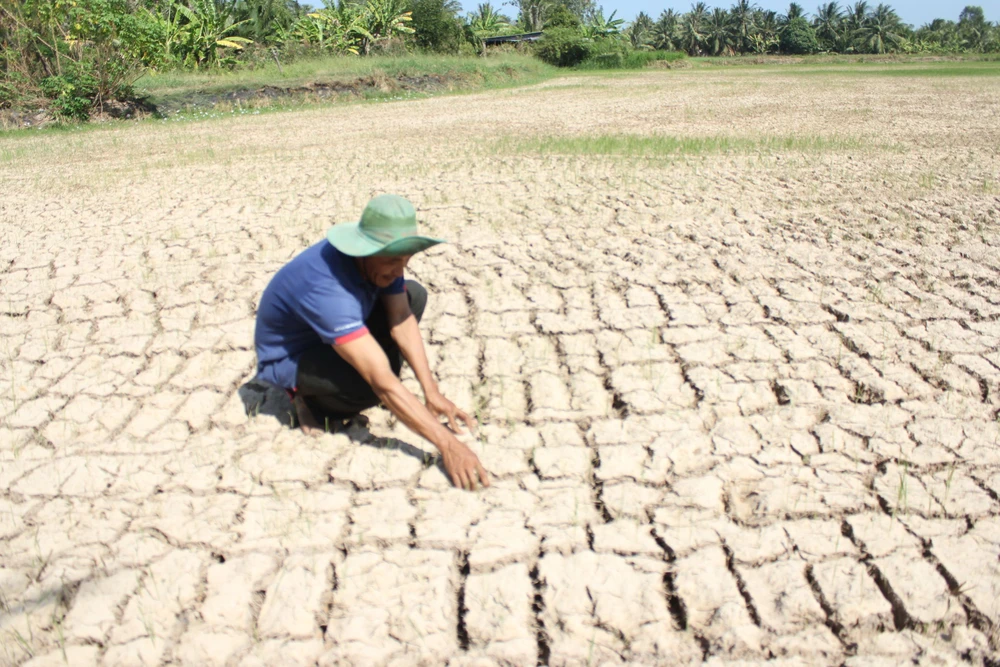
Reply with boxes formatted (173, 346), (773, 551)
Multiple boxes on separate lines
(327, 194), (445, 257)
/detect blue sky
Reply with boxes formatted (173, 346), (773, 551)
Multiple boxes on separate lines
(457, 1), (998, 26)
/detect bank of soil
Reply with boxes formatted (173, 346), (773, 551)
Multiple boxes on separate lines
(0, 70), (491, 129)
(149, 71), (464, 117)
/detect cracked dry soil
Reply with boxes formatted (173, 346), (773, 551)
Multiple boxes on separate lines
(1, 67), (999, 666)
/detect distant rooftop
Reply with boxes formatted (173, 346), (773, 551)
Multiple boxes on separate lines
(482, 32), (543, 45)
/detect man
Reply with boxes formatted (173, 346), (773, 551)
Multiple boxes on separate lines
(254, 194), (490, 491)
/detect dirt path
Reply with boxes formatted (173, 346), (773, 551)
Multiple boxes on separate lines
(1, 68), (999, 665)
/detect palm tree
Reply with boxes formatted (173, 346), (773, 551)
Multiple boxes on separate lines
(680, 1), (709, 55)
(729, 0), (756, 54)
(813, 1), (842, 50)
(626, 11), (654, 49)
(856, 2), (901, 53)
(783, 2), (804, 22)
(652, 9), (680, 50)
(958, 5), (989, 51)
(704, 7), (736, 55)
(468, 2), (511, 37)
(915, 18), (958, 52)
(752, 8), (780, 51)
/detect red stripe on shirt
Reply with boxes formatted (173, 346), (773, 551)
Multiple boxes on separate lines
(334, 326), (369, 345)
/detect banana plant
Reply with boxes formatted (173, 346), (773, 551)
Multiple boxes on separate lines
(277, 4), (370, 54)
(166, 0), (252, 68)
(583, 9), (624, 40)
(358, 0), (413, 54)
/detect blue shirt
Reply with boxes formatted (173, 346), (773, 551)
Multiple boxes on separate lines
(254, 241), (404, 389)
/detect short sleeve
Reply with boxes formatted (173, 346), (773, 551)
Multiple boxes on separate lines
(382, 276), (405, 295)
(295, 281), (367, 345)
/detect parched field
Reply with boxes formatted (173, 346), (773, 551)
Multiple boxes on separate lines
(2, 62), (1000, 666)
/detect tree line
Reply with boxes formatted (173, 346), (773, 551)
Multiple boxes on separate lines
(1, 0), (996, 120)
(618, 3), (999, 56)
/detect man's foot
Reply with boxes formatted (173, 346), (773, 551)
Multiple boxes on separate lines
(294, 396), (368, 435)
(293, 396), (324, 435)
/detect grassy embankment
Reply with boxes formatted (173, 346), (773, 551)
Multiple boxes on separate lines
(137, 52), (555, 118)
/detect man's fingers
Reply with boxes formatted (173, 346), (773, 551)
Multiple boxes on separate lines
(446, 412), (461, 433)
(476, 462), (491, 488)
(454, 467), (470, 491)
(458, 409), (476, 432)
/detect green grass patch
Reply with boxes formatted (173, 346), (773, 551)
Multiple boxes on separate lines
(578, 50), (687, 71)
(496, 133), (865, 157)
(686, 55), (1000, 78)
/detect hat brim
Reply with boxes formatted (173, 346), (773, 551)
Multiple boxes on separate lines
(326, 221), (445, 257)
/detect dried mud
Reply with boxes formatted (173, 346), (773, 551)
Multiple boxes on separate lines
(1, 67), (999, 666)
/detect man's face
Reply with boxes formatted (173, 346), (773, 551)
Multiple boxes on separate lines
(359, 254), (412, 288)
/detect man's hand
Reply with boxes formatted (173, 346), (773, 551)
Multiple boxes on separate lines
(440, 441), (490, 491)
(333, 333), (490, 492)
(426, 390), (476, 434)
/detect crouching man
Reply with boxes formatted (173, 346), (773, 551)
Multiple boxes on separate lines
(253, 194), (489, 491)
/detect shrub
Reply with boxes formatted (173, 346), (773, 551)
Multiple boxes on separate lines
(779, 17), (820, 55)
(0, 0), (165, 118)
(408, 0), (465, 53)
(533, 27), (590, 66)
(579, 49), (685, 69)
(543, 4), (581, 30)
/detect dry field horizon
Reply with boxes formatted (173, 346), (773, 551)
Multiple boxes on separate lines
(2, 62), (1000, 666)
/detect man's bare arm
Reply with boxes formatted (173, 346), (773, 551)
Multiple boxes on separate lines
(334, 333), (489, 490)
(381, 292), (475, 432)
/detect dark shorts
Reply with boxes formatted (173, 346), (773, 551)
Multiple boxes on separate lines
(293, 280), (427, 419)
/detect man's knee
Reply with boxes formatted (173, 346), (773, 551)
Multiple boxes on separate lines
(406, 280), (427, 322)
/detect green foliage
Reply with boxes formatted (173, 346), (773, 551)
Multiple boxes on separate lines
(582, 9), (624, 40)
(544, 4), (580, 29)
(780, 16), (820, 54)
(625, 11), (654, 49)
(0, 0), (165, 117)
(466, 2), (513, 40)
(501, 132), (864, 157)
(232, 0), (304, 43)
(703, 7), (735, 55)
(579, 48), (685, 69)
(41, 63), (98, 119)
(533, 26), (589, 66)
(277, 4), (369, 55)
(360, 0), (415, 54)
(165, 0), (253, 68)
(409, 0), (463, 53)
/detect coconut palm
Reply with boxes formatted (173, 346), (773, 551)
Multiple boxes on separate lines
(467, 2), (511, 37)
(843, 0), (868, 42)
(626, 11), (654, 48)
(856, 2), (901, 53)
(752, 9), (781, 51)
(703, 6), (736, 55)
(652, 9), (681, 50)
(958, 5), (989, 51)
(729, 0), (756, 53)
(680, 2), (709, 55)
(783, 2), (804, 23)
(813, 1), (842, 49)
